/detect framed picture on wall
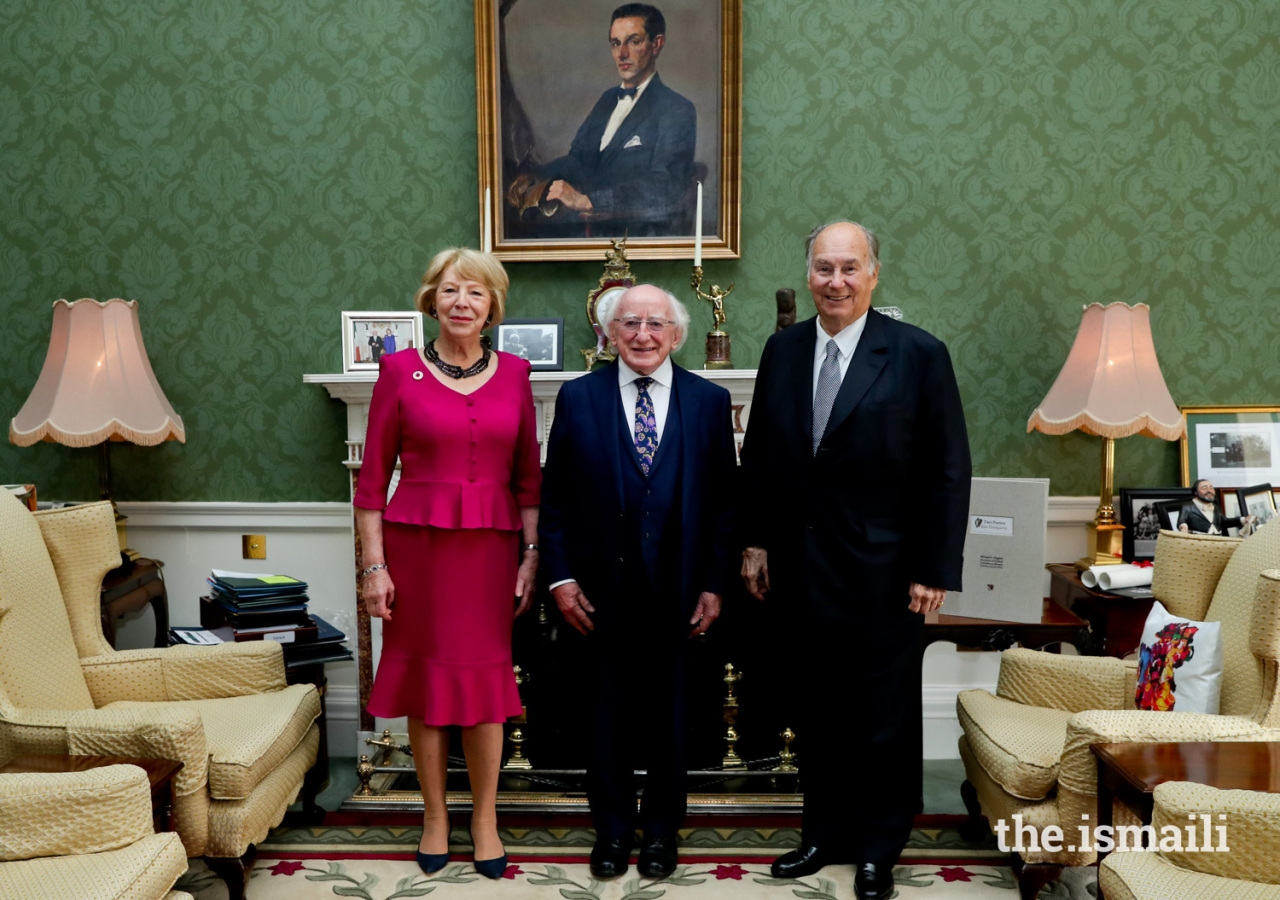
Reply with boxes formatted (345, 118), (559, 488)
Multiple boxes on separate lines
(341, 311), (424, 373)
(1180, 406), (1280, 488)
(495, 318), (565, 371)
(474, 0), (741, 261)
(1120, 487), (1193, 561)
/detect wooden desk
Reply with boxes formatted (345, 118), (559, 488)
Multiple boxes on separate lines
(924, 597), (1090, 653)
(0, 753), (184, 833)
(1093, 741), (1280, 861)
(101, 558), (168, 649)
(1047, 564), (1153, 658)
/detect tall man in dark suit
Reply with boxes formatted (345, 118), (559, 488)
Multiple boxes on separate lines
(536, 4), (695, 235)
(739, 222), (972, 900)
(540, 285), (736, 879)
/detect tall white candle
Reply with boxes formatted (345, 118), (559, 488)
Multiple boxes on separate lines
(694, 181), (703, 268)
(483, 186), (492, 253)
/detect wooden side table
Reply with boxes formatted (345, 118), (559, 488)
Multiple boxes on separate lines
(101, 558), (169, 649)
(924, 597), (1090, 653)
(0, 754), (184, 834)
(1093, 741), (1280, 862)
(1047, 564), (1153, 658)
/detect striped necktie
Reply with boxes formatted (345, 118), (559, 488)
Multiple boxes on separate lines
(812, 340), (840, 455)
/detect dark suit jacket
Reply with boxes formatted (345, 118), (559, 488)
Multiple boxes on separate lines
(539, 74), (695, 234)
(1177, 503), (1241, 534)
(739, 311), (972, 624)
(539, 361), (736, 622)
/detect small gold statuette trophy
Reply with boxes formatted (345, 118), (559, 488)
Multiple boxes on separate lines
(690, 183), (734, 369)
(721, 662), (746, 769)
(503, 665), (533, 770)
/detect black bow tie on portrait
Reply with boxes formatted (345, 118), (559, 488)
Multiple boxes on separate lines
(615, 86), (638, 100)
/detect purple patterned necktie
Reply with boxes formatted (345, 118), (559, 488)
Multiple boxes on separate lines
(633, 376), (658, 475)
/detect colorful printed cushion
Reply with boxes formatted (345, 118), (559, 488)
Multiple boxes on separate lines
(1134, 601), (1223, 714)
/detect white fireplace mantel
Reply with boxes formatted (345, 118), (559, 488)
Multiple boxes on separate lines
(304, 368), (759, 469)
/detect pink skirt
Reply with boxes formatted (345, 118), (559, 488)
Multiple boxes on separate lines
(367, 523), (523, 725)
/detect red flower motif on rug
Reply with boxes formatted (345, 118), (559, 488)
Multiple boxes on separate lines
(935, 866), (974, 882)
(269, 860), (306, 876)
(713, 864), (748, 880)
(502, 864), (523, 879)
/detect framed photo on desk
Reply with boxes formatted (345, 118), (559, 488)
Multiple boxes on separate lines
(1120, 487), (1193, 561)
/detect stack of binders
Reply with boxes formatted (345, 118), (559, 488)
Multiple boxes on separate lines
(197, 569), (352, 670)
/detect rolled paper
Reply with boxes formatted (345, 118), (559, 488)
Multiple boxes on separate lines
(694, 181), (703, 267)
(1097, 564), (1155, 591)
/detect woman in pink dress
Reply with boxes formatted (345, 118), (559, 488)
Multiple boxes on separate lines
(354, 248), (540, 879)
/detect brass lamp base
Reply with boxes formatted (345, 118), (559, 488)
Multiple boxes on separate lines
(1075, 522), (1125, 571)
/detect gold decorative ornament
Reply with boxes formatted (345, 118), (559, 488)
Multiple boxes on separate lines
(773, 728), (798, 773)
(721, 663), (745, 769)
(692, 266), (735, 369)
(355, 754), (377, 796)
(582, 237), (635, 369)
(504, 664), (532, 770)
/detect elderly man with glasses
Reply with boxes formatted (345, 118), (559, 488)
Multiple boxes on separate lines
(540, 283), (737, 880)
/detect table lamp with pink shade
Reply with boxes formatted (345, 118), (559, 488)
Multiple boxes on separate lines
(1028, 302), (1184, 570)
(9, 298), (185, 561)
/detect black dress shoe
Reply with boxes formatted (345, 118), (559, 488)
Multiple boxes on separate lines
(637, 836), (678, 878)
(854, 862), (895, 900)
(589, 837), (631, 878)
(771, 845), (836, 879)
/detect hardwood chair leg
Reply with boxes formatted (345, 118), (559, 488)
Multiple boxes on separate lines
(206, 846), (255, 900)
(959, 779), (990, 843)
(1011, 854), (1063, 900)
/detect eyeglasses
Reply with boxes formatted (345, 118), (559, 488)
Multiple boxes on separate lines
(613, 317), (673, 334)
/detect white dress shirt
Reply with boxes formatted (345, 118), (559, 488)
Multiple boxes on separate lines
(599, 72), (655, 151)
(1193, 497), (1222, 534)
(812, 313), (868, 400)
(548, 355), (674, 591)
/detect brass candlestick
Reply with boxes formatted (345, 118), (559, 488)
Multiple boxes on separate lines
(503, 665), (533, 770)
(773, 727), (798, 773)
(692, 266), (734, 370)
(721, 663), (745, 769)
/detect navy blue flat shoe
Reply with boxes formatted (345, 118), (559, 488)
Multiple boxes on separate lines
(416, 850), (449, 874)
(474, 853), (509, 879)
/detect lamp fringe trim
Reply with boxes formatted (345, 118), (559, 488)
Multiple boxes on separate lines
(1027, 409), (1183, 442)
(8, 419), (185, 448)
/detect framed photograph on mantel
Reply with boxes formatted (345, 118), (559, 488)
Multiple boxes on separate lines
(475, 0), (741, 261)
(496, 318), (565, 371)
(1119, 487), (1193, 562)
(341, 311), (424, 374)
(1180, 406), (1280, 488)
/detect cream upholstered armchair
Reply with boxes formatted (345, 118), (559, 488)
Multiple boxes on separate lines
(0, 764), (192, 900)
(0, 494), (321, 900)
(956, 526), (1280, 898)
(1099, 781), (1280, 898)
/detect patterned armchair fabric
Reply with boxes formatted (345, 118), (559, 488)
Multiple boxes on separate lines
(1099, 781), (1280, 899)
(0, 493), (321, 861)
(957, 526), (1280, 866)
(0, 764), (192, 900)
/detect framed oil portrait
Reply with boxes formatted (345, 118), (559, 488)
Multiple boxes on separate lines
(341, 311), (424, 373)
(1180, 406), (1280, 488)
(496, 318), (565, 371)
(475, 0), (741, 261)
(1119, 487), (1193, 562)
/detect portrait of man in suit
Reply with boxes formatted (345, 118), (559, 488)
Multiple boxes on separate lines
(1178, 479), (1254, 534)
(539, 284), (736, 880)
(501, 2), (713, 240)
(739, 221), (972, 900)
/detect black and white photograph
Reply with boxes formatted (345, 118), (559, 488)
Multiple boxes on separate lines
(1120, 487), (1193, 561)
(496, 318), (565, 371)
(1240, 483), (1276, 525)
(1208, 429), (1272, 469)
(341, 311), (424, 373)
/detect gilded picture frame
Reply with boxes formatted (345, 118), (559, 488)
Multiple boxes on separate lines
(474, 0), (741, 261)
(1179, 405), (1280, 488)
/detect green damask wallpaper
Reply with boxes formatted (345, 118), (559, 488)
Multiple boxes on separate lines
(1, 0), (1276, 501)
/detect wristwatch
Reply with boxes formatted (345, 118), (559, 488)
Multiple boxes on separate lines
(522, 543), (539, 554)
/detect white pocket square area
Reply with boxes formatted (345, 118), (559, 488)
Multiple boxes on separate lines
(623, 135), (643, 148)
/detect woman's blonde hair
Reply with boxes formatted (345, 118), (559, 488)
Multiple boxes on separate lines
(413, 248), (510, 328)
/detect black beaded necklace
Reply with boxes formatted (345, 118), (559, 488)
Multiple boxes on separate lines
(424, 340), (491, 379)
